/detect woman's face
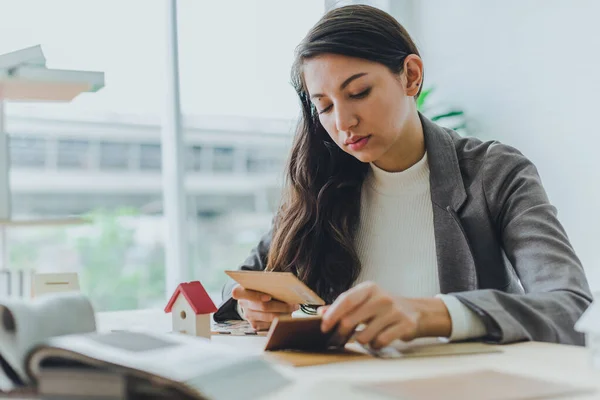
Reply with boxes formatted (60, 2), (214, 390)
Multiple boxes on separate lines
(303, 53), (422, 167)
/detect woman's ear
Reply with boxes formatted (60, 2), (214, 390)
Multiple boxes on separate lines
(403, 54), (424, 97)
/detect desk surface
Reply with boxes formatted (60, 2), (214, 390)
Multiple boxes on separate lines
(97, 309), (600, 400)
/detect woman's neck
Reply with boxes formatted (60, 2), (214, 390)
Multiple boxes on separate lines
(373, 111), (425, 173)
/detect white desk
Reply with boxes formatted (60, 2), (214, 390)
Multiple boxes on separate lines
(97, 309), (600, 400)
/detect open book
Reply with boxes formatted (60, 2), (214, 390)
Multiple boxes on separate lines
(0, 293), (289, 399)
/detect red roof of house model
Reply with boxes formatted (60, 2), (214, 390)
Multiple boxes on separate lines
(164, 281), (217, 314)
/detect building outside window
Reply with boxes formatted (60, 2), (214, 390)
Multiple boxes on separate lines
(57, 139), (91, 169)
(212, 147), (234, 172)
(9, 136), (47, 168)
(139, 143), (162, 171)
(99, 141), (130, 170)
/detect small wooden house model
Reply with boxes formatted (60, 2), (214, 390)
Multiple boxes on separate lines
(164, 281), (217, 338)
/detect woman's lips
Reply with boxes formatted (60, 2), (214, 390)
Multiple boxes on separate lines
(346, 135), (371, 151)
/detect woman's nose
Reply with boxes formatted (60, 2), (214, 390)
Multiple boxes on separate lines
(334, 106), (358, 133)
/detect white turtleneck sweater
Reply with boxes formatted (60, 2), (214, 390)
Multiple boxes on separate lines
(354, 152), (486, 341)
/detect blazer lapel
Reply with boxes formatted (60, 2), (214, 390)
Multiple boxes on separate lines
(420, 114), (479, 293)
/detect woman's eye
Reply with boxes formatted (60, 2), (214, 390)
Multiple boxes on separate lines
(318, 105), (333, 114)
(351, 88), (371, 99)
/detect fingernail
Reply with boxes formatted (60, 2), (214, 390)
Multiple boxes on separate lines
(261, 295), (271, 301)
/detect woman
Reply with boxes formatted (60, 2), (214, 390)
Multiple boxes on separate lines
(214, 5), (592, 348)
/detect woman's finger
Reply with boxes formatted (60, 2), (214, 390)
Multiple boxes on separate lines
(321, 281), (377, 332)
(317, 305), (330, 315)
(241, 299), (298, 314)
(258, 301), (300, 314)
(243, 309), (289, 324)
(335, 292), (397, 340)
(371, 322), (413, 349)
(354, 312), (399, 345)
(249, 321), (271, 331)
(330, 297), (379, 340)
(231, 285), (272, 302)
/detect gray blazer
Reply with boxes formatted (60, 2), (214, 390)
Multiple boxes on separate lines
(214, 114), (592, 345)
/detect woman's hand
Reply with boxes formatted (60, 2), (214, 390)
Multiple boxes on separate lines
(231, 284), (299, 331)
(319, 281), (452, 349)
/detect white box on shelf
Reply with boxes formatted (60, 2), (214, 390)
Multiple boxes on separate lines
(32, 272), (80, 298)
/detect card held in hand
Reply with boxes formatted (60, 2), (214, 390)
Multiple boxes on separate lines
(224, 270), (325, 306)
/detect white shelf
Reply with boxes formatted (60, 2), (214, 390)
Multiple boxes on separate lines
(0, 66), (104, 102)
(0, 45), (105, 270)
(0, 217), (89, 227)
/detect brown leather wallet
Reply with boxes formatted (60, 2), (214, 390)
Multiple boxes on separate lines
(264, 316), (352, 352)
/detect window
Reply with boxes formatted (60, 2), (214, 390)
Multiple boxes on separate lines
(247, 154), (284, 174)
(5, 0), (322, 312)
(178, 1), (322, 297)
(212, 147), (234, 172)
(57, 140), (91, 169)
(140, 144), (161, 171)
(9, 136), (46, 168)
(4, 1), (168, 312)
(99, 142), (130, 170)
(187, 145), (203, 172)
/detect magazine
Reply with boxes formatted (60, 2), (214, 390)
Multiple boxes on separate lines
(0, 292), (96, 385)
(0, 293), (289, 399)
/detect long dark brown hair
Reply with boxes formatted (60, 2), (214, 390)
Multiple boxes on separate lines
(266, 5), (423, 304)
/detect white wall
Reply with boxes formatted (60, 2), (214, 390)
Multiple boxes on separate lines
(395, 1), (600, 289)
